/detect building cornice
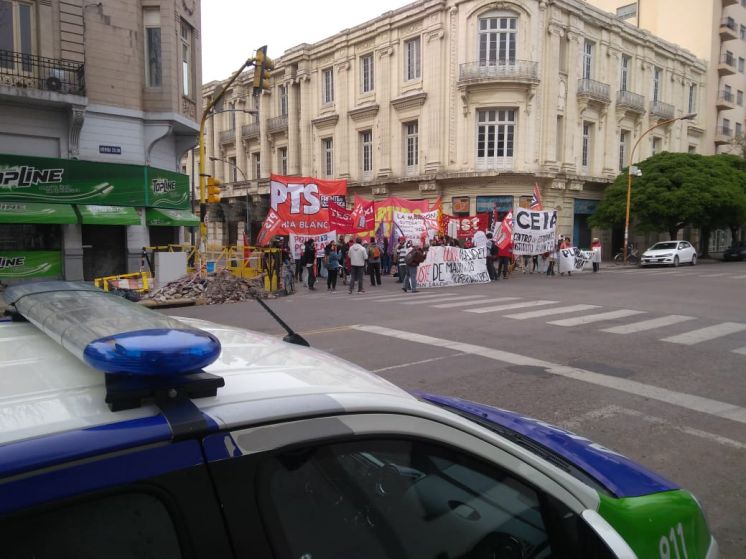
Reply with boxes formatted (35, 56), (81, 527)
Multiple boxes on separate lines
(391, 92), (428, 112)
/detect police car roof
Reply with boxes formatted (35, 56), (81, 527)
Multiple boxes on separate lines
(0, 316), (414, 447)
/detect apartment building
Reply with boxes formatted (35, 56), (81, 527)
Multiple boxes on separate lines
(0, 0), (202, 281)
(586, 0), (746, 155)
(191, 0), (705, 254)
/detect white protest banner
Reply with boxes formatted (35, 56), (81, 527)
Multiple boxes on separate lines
(558, 247), (593, 273)
(511, 208), (557, 255)
(416, 246), (490, 288)
(393, 211), (438, 244)
(289, 230), (336, 259)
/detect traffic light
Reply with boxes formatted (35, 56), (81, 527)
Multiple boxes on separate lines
(207, 177), (221, 203)
(252, 45), (274, 95)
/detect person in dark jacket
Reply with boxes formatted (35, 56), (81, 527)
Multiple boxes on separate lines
(302, 238), (316, 290)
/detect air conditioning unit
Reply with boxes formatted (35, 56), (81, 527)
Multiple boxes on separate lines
(46, 69), (65, 93)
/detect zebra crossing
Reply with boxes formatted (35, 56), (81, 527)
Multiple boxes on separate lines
(601, 267), (746, 280)
(350, 290), (746, 354)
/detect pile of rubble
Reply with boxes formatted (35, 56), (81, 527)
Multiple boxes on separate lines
(143, 270), (270, 305)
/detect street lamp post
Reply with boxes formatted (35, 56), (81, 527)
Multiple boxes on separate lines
(209, 156), (252, 243)
(623, 112), (697, 264)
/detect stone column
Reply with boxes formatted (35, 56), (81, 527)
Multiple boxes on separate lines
(298, 74), (312, 175)
(425, 30), (445, 173)
(376, 49), (393, 177)
(259, 92), (270, 177)
(543, 25), (563, 168)
(335, 61), (350, 178)
(287, 80), (301, 175)
(562, 31), (582, 174)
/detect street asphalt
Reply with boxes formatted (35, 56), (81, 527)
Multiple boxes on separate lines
(164, 258), (746, 556)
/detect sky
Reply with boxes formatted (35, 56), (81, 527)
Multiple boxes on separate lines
(201, 0), (413, 84)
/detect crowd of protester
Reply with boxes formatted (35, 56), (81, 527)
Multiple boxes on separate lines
(276, 233), (601, 295)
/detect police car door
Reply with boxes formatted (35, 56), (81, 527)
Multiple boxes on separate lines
(204, 413), (631, 558)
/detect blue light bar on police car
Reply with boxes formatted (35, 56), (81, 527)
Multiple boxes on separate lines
(4, 281), (221, 376)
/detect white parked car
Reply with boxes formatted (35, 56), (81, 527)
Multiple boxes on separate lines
(641, 240), (697, 267)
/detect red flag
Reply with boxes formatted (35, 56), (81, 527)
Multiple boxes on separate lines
(496, 210), (514, 250)
(530, 183), (543, 211)
(256, 208), (282, 246)
(351, 194), (375, 232)
(328, 200), (354, 234)
(270, 174), (347, 235)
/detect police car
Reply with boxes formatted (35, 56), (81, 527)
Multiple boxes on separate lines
(0, 282), (718, 558)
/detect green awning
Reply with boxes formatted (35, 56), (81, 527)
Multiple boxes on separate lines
(0, 202), (78, 224)
(77, 204), (141, 225)
(146, 208), (199, 227)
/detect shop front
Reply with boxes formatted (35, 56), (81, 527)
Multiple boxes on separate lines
(0, 153), (197, 282)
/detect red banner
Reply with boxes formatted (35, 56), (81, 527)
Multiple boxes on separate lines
(445, 214), (490, 238)
(328, 200), (354, 234)
(256, 207), (283, 246)
(270, 174), (347, 235)
(351, 194), (375, 232)
(496, 210), (514, 250)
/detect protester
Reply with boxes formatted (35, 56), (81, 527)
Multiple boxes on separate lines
(485, 232), (498, 281)
(464, 237), (474, 249)
(382, 237), (391, 275)
(545, 248), (555, 276)
(497, 242), (512, 279)
(347, 238), (368, 294)
(337, 236), (349, 284)
(325, 240), (341, 292)
(403, 243), (426, 293)
(395, 237), (407, 283)
(301, 238), (316, 290)
(591, 237), (602, 272)
(367, 236), (382, 286)
(560, 236), (572, 276)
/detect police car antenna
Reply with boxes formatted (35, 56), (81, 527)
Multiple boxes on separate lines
(253, 295), (310, 347)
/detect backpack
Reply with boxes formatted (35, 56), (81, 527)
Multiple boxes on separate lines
(370, 245), (381, 259)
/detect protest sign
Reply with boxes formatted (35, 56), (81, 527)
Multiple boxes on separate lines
(351, 194), (375, 232)
(416, 246), (490, 288)
(558, 247), (593, 273)
(270, 174), (346, 234)
(511, 208), (557, 255)
(289, 231), (336, 260)
(393, 210), (439, 244)
(444, 214), (490, 238)
(328, 200), (353, 234)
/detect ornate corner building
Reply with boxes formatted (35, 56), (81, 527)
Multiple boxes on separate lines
(191, 0), (706, 253)
(0, 0), (202, 281)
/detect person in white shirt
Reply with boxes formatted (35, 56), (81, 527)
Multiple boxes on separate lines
(347, 238), (368, 294)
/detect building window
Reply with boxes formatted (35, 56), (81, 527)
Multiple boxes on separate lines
(741, 24), (746, 41)
(360, 130), (373, 179)
(581, 122), (592, 171)
(252, 152), (261, 180)
(582, 40), (594, 80)
(620, 55), (631, 91)
(252, 95), (260, 122)
(404, 36), (421, 81)
(619, 130), (629, 171)
(322, 138), (333, 178)
(278, 147), (288, 175)
(404, 121), (418, 175)
(688, 84), (697, 114)
(279, 84), (288, 116)
(725, 84), (732, 101)
(180, 20), (192, 97)
(652, 66), (662, 102)
(723, 118), (731, 135)
(688, 145), (697, 154)
(476, 109), (515, 170)
(143, 8), (161, 87)
(651, 137), (661, 156)
(737, 90), (744, 106)
(0, 0), (33, 72)
(228, 156), (238, 182)
(479, 16), (517, 66)
(322, 67), (334, 104)
(739, 57), (745, 73)
(616, 3), (637, 20)
(360, 54), (374, 93)
(736, 122), (743, 138)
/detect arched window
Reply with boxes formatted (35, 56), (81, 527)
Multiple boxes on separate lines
(478, 13), (517, 66)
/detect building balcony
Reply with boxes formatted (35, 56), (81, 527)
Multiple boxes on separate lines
(577, 78), (611, 103)
(716, 91), (736, 110)
(616, 90), (646, 113)
(241, 122), (259, 139)
(719, 18), (739, 41)
(717, 54), (737, 76)
(722, 0), (738, 6)
(459, 60), (539, 85)
(0, 49), (85, 97)
(649, 100), (675, 119)
(267, 114), (288, 134)
(714, 126), (733, 145)
(219, 128), (236, 144)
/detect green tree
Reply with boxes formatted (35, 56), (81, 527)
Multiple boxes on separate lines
(589, 152), (746, 248)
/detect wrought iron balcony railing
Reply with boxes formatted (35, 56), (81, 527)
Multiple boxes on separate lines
(616, 90), (645, 112)
(0, 49), (85, 95)
(459, 60), (539, 83)
(577, 78), (610, 102)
